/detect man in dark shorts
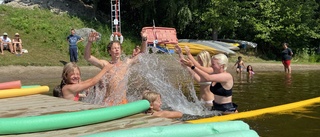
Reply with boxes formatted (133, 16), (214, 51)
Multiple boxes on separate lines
(281, 43), (293, 73)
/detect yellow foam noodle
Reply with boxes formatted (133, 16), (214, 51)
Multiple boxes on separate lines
(187, 96), (320, 124)
(0, 86), (50, 98)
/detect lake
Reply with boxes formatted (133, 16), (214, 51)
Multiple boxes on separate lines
(1, 61), (318, 137)
(231, 70), (320, 137)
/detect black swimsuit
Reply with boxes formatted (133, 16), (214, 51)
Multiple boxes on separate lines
(210, 82), (237, 112)
(210, 82), (232, 97)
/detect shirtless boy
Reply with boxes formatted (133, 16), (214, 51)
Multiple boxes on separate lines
(84, 30), (147, 106)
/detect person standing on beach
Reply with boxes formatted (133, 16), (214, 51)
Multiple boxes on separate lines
(281, 43), (293, 73)
(67, 28), (84, 63)
(84, 30), (147, 106)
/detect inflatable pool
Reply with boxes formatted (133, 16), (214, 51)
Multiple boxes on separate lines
(82, 120), (259, 137)
(0, 100), (150, 135)
(188, 96), (320, 123)
(0, 86), (49, 99)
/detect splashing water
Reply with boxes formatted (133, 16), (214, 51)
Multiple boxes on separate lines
(83, 46), (218, 116)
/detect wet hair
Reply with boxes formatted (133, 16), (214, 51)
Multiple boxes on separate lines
(213, 53), (229, 71)
(142, 90), (161, 104)
(61, 62), (81, 83)
(197, 50), (212, 67)
(238, 56), (242, 60)
(107, 40), (122, 55)
(247, 65), (253, 72)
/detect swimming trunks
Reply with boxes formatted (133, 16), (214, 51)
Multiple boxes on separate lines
(282, 60), (291, 67)
(106, 98), (128, 106)
(210, 82), (232, 97)
(212, 102), (238, 112)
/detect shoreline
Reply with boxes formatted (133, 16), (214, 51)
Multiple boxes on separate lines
(0, 63), (319, 83)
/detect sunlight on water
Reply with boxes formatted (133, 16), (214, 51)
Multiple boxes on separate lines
(83, 46), (218, 116)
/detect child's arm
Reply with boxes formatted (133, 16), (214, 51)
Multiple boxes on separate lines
(155, 110), (183, 119)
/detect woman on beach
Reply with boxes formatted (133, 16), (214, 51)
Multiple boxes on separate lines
(180, 53), (238, 114)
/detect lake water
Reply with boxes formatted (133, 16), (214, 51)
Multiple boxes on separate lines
(6, 55), (318, 137)
(231, 70), (320, 137)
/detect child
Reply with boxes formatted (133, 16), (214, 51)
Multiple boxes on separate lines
(247, 65), (255, 75)
(142, 90), (183, 119)
(233, 56), (245, 74)
(53, 62), (111, 101)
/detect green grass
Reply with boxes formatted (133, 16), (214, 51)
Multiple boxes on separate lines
(0, 5), (138, 66)
(0, 5), (318, 66)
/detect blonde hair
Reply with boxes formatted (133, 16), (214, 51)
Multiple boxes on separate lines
(142, 90), (161, 103)
(213, 53), (228, 71)
(62, 62), (81, 83)
(197, 50), (212, 67)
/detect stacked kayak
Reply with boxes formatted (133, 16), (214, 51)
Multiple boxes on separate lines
(162, 42), (224, 56)
(179, 39), (236, 55)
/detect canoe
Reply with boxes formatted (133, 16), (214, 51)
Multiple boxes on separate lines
(188, 96), (320, 124)
(0, 100), (150, 135)
(162, 42), (224, 56)
(0, 86), (49, 99)
(179, 39), (235, 55)
(83, 120), (259, 137)
(0, 80), (21, 90)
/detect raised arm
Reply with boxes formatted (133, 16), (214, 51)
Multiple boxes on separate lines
(181, 58), (230, 83)
(84, 32), (106, 69)
(140, 29), (148, 53)
(174, 44), (184, 60)
(64, 65), (111, 94)
(184, 46), (214, 74)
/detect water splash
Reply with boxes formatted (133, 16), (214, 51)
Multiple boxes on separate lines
(127, 47), (216, 116)
(83, 46), (218, 116)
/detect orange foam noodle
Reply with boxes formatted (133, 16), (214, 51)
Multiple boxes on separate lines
(142, 27), (178, 44)
(0, 80), (22, 90)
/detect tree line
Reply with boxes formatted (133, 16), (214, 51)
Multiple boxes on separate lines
(87, 0), (320, 61)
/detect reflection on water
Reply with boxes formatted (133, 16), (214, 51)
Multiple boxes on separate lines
(231, 70), (320, 137)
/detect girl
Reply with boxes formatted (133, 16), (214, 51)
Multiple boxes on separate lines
(181, 53), (238, 115)
(247, 65), (255, 75)
(142, 90), (183, 119)
(175, 45), (214, 109)
(54, 62), (111, 101)
(12, 33), (23, 54)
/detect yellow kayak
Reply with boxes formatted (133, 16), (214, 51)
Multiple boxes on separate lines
(161, 42), (224, 56)
(188, 96), (320, 124)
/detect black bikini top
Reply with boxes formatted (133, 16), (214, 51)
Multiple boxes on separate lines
(210, 82), (232, 97)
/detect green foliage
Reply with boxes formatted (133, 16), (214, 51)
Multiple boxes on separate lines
(0, 5), (138, 66)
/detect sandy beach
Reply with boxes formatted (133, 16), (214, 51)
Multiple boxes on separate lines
(0, 63), (319, 84)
